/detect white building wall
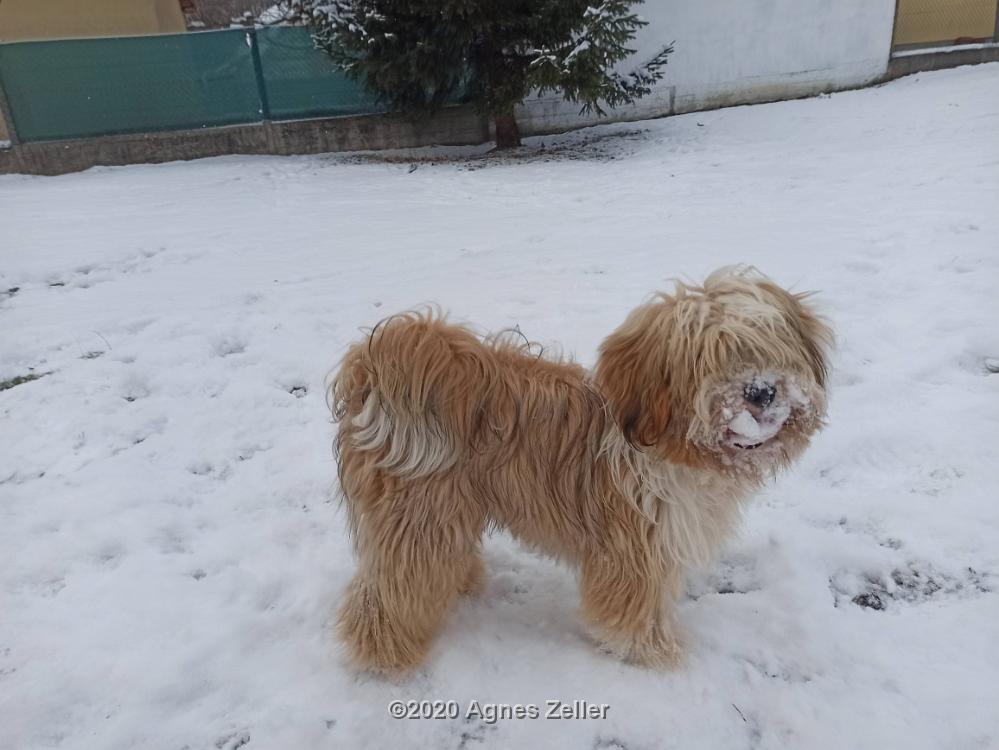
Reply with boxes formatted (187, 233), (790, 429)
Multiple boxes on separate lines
(516, 0), (898, 134)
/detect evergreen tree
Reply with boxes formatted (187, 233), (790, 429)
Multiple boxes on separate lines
(304, 1), (672, 148)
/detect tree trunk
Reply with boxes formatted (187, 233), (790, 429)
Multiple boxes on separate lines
(493, 111), (522, 149)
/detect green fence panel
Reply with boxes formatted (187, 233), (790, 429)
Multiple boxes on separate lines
(255, 26), (385, 120)
(0, 31), (263, 142)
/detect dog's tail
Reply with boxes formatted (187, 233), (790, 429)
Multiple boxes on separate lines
(330, 310), (493, 478)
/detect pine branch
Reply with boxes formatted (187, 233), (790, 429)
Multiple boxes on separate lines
(304, 0), (672, 122)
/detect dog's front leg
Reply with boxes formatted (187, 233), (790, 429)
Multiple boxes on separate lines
(579, 548), (685, 669)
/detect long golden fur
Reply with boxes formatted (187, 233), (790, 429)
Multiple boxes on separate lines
(329, 267), (832, 673)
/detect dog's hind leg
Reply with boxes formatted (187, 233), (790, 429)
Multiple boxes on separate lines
(579, 548), (685, 669)
(336, 482), (484, 674)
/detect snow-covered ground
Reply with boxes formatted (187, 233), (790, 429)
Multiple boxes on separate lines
(2, 64), (998, 750)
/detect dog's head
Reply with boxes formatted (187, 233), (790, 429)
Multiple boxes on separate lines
(595, 267), (832, 478)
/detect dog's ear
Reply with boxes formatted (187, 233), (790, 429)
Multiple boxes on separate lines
(761, 282), (834, 388)
(793, 295), (833, 388)
(595, 300), (675, 447)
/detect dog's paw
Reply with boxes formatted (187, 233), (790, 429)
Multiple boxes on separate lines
(458, 555), (486, 597)
(600, 626), (686, 670)
(336, 583), (431, 676)
(629, 631), (686, 670)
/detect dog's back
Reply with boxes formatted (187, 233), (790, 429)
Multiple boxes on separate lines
(332, 311), (603, 480)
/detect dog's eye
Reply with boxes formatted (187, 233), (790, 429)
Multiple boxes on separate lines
(744, 383), (776, 409)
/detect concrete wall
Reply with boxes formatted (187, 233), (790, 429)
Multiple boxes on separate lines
(517, 0), (898, 134)
(0, 107), (491, 176)
(0, 0), (186, 42)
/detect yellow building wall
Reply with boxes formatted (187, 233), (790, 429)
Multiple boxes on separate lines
(894, 0), (998, 46)
(0, 0), (187, 42)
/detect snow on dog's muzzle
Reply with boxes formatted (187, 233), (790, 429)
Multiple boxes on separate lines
(726, 379), (790, 449)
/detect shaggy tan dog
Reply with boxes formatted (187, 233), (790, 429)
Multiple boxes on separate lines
(330, 267), (832, 674)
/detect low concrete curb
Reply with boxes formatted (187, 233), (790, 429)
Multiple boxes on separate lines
(886, 42), (999, 78)
(0, 106), (490, 176)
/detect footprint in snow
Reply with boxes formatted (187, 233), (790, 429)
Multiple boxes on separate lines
(215, 731), (250, 750)
(688, 554), (761, 599)
(212, 336), (247, 358)
(830, 561), (991, 611)
(120, 375), (151, 403)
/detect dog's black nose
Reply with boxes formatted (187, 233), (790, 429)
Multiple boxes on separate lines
(744, 383), (776, 409)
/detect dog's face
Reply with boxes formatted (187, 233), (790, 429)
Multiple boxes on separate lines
(595, 268), (832, 479)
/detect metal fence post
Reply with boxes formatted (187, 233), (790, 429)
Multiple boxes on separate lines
(0, 65), (20, 147)
(247, 28), (271, 121)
